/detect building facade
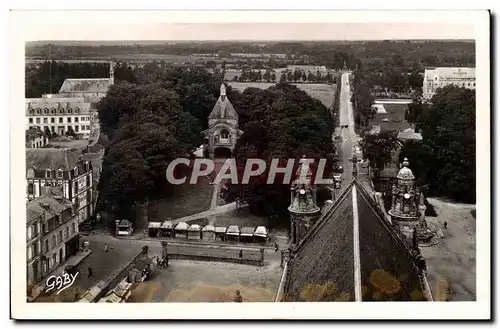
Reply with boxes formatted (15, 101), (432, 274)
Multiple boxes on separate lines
(26, 148), (94, 224)
(25, 128), (49, 149)
(25, 97), (92, 139)
(422, 67), (476, 100)
(26, 187), (80, 285)
(203, 84), (242, 158)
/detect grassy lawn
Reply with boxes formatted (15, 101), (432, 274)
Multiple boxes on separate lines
(148, 180), (213, 222)
(228, 82), (336, 108)
(211, 208), (269, 228)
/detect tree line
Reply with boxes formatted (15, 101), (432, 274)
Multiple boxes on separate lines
(359, 86), (476, 203)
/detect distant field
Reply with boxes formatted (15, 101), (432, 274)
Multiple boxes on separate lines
(228, 82), (336, 108)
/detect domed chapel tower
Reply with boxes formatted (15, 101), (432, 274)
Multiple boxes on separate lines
(288, 156), (321, 247)
(388, 158), (428, 248)
(203, 83), (242, 158)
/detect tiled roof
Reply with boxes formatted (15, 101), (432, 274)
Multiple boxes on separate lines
(26, 193), (73, 223)
(282, 179), (427, 302)
(59, 78), (112, 94)
(26, 148), (81, 170)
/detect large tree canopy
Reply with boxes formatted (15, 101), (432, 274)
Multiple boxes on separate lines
(225, 83), (336, 219)
(401, 85), (476, 203)
(97, 67), (219, 222)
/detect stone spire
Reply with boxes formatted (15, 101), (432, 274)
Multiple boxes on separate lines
(109, 62), (115, 85)
(220, 83), (226, 101)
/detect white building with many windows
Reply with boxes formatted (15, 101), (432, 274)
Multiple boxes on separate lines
(422, 67), (476, 100)
(25, 97), (92, 139)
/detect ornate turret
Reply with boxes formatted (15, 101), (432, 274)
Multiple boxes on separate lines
(288, 156), (321, 247)
(388, 158), (422, 248)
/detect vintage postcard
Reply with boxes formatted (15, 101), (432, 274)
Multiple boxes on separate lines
(10, 10), (490, 320)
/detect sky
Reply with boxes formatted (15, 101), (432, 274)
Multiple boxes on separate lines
(11, 11), (483, 42)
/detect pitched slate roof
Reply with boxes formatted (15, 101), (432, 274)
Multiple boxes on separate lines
(26, 193), (73, 223)
(26, 148), (81, 170)
(208, 85), (238, 120)
(59, 78), (112, 94)
(281, 179), (428, 302)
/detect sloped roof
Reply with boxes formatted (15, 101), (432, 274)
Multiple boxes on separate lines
(282, 179), (427, 302)
(26, 193), (73, 223)
(59, 78), (112, 94)
(26, 148), (82, 171)
(208, 86), (238, 120)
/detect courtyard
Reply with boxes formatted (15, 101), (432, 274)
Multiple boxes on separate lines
(420, 198), (476, 301)
(127, 259), (283, 302)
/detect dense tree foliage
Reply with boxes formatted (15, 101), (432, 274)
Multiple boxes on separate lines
(97, 67), (222, 222)
(224, 83), (336, 219)
(359, 130), (399, 179)
(400, 86), (476, 202)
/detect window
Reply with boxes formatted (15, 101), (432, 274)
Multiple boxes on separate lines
(58, 230), (62, 243)
(67, 117), (72, 123)
(59, 118), (63, 123)
(75, 117), (79, 123)
(57, 170), (63, 179)
(27, 246), (33, 260)
(29, 118), (33, 124)
(36, 118), (40, 124)
(45, 170), (51, 178)
(27, 183), (34, 194)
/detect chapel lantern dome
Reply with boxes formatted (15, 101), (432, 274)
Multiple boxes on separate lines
(396, 158), (415, 180)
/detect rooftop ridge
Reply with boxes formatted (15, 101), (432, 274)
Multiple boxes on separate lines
(353, 179), (418, 266)
(291, 179), (355, 256)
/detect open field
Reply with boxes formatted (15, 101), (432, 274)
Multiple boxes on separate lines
(420, 198), (476, 301)
(228, 82), (336, 108)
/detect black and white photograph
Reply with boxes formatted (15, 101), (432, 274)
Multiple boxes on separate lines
(9, 9), (490, 320)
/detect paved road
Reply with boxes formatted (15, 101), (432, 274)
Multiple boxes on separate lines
(338, 72), (360, 187)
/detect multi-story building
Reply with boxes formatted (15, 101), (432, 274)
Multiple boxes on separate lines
(26, 148), (94, 224)
(26, 187), (80, 285)
(57, 61), (114, 107)
(25, 97), (92, 139)
(422, 67), (476, 100)
(25, 128), (49, 149)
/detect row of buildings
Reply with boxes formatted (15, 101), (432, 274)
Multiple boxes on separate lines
(26, 63), (114, 290)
